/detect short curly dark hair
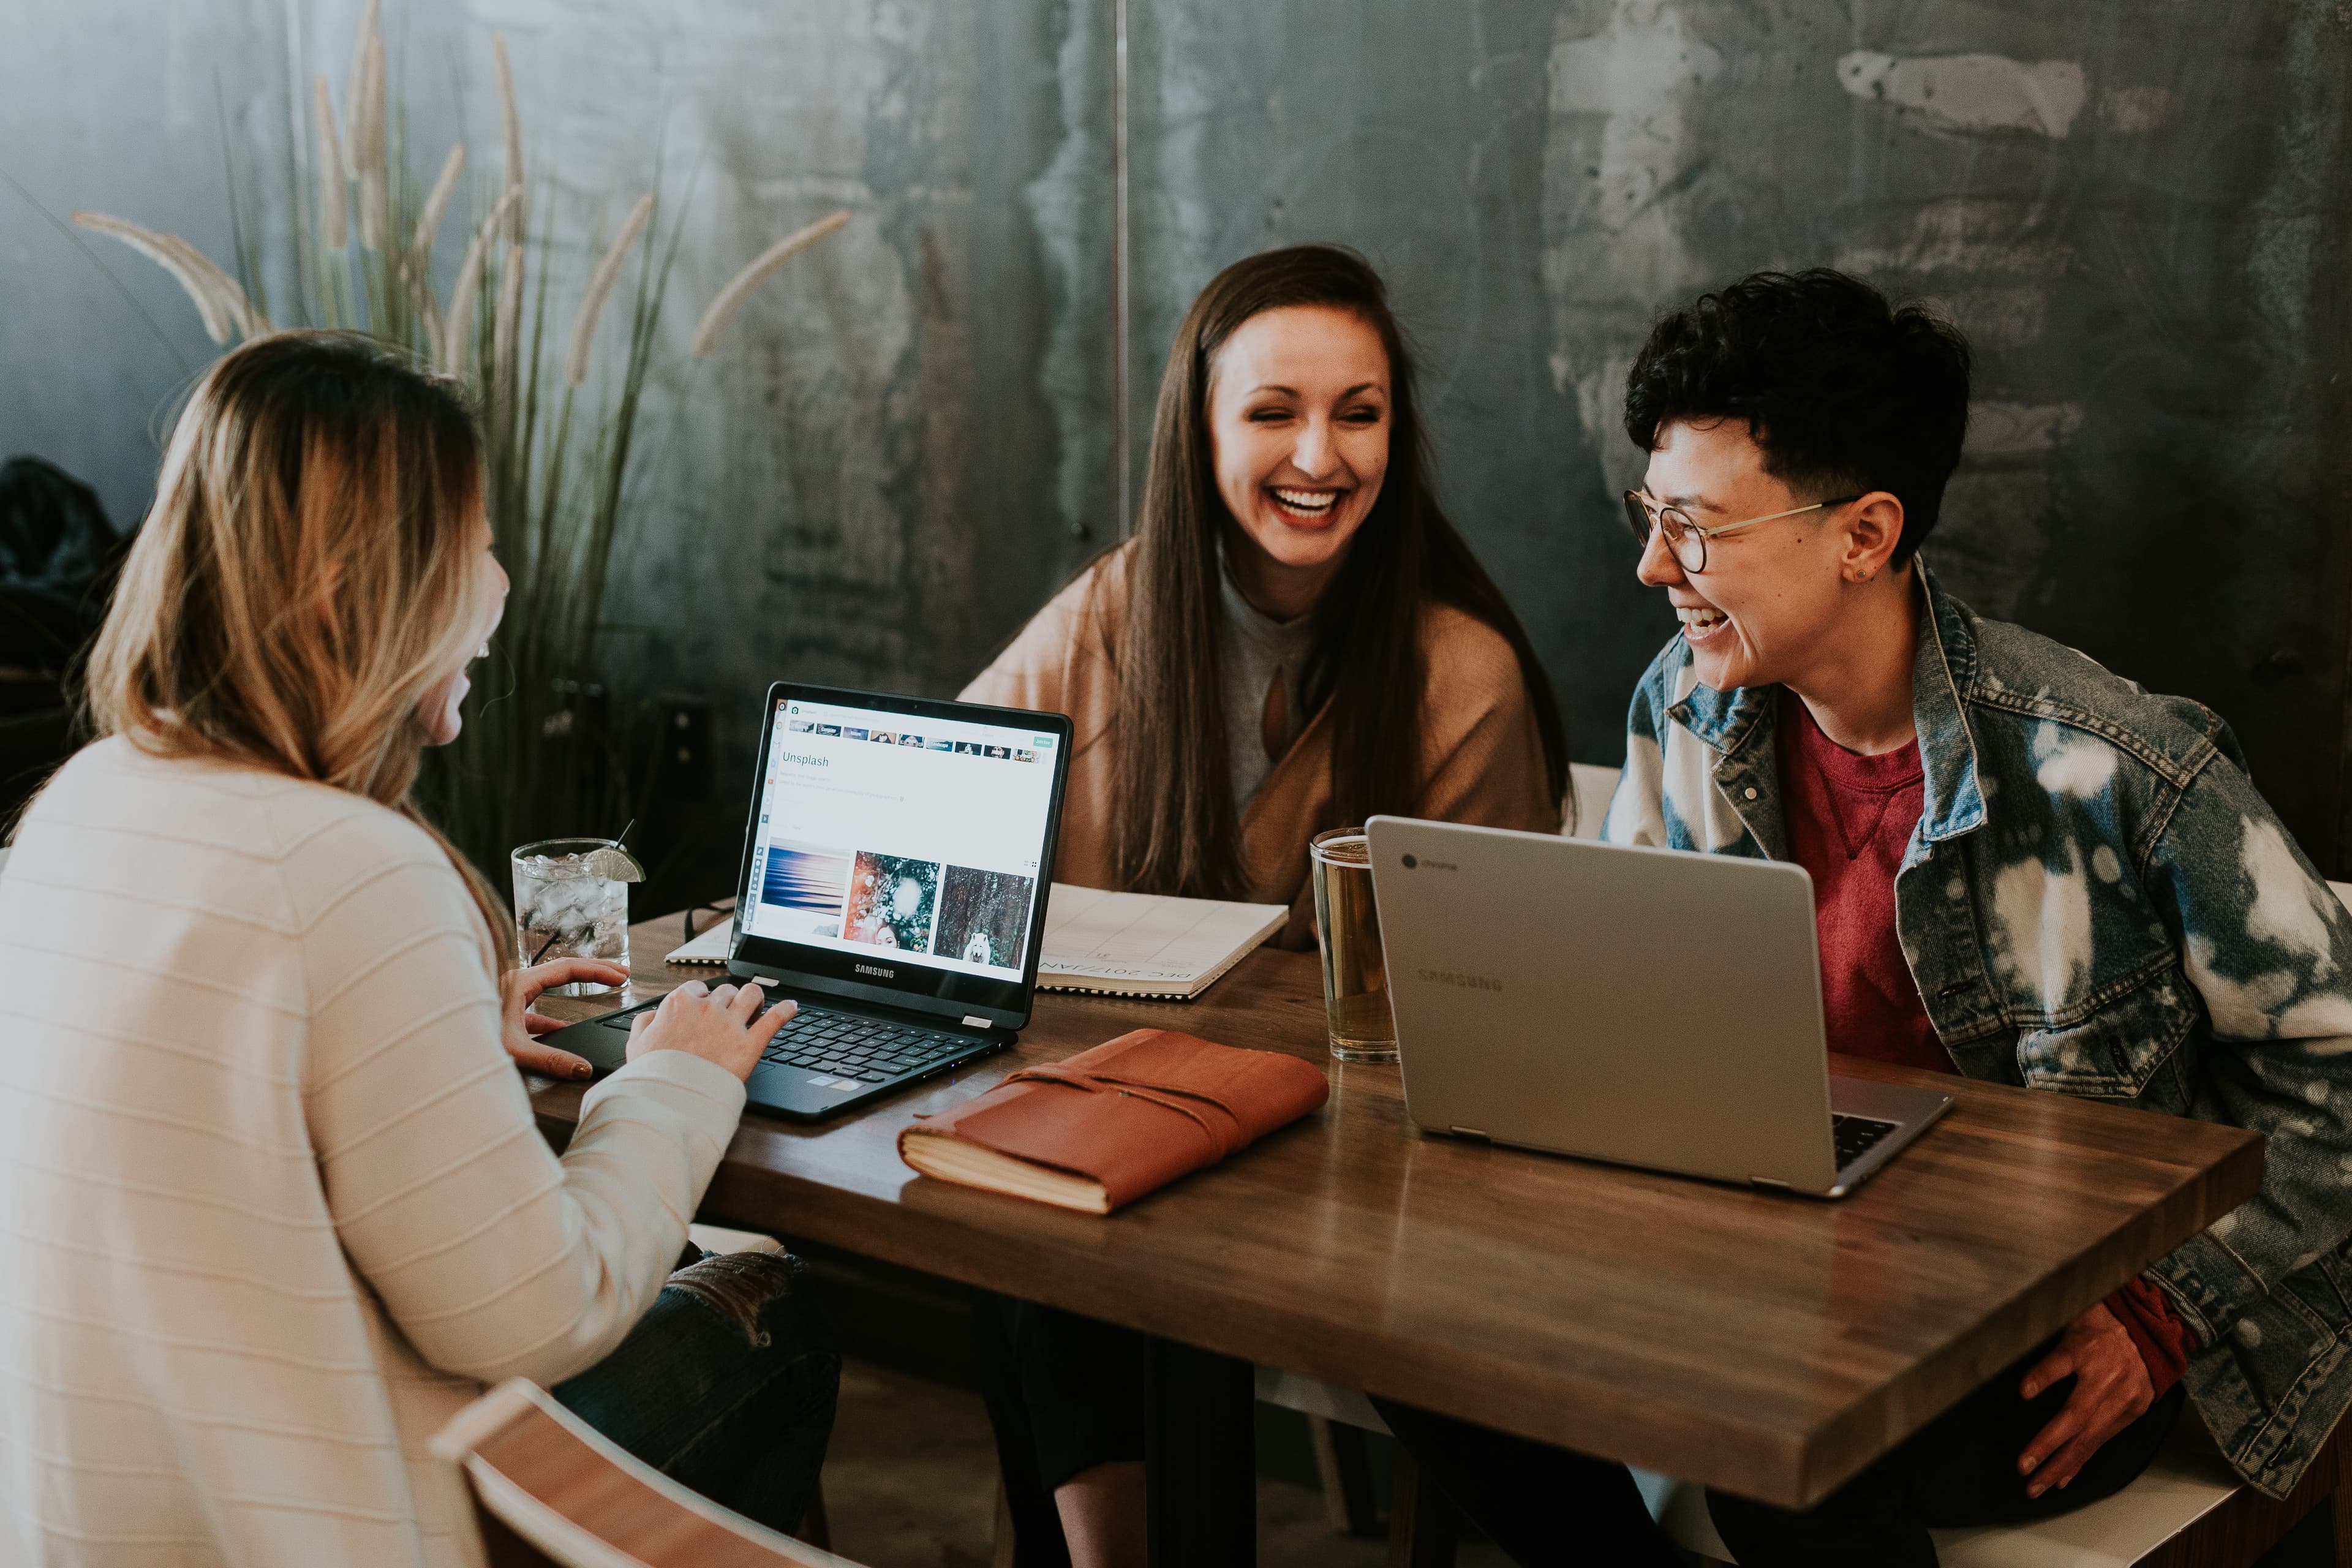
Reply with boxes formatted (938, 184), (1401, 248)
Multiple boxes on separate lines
(1623, 270), (1971, 565)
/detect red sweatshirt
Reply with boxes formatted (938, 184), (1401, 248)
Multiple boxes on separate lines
(1777, 690), (2194, 1395)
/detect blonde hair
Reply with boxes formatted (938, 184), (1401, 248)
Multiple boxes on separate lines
(86, 331), (509, 956)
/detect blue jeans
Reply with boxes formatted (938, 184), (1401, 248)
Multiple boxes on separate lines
(552, 1247), (839, 1535)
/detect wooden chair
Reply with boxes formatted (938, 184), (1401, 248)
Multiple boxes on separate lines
(1566, 762), (1618, 840)
(431, 1378), (862, 1568)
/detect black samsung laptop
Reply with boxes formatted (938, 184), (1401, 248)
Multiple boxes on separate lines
(545, 682), (1073, 1121)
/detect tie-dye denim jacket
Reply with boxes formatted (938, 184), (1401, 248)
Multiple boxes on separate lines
(1602, 563), (2352, 1498)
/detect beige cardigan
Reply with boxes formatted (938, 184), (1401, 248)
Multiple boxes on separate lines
(962, 543), (1561, 947)
(0, 739), (747, 1567)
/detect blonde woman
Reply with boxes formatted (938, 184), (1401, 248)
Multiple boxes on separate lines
(0, 333), (835, 1566)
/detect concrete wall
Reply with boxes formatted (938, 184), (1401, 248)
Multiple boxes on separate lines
(9, 1), (2351, 865)
(1127, 0), (2352, 867)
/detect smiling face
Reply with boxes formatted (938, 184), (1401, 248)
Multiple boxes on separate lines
(1636, 418), (1900, 694)
(1206, 304), (1391, 617)
(417, 513), (510, 745)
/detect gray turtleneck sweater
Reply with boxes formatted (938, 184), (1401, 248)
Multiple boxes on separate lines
(1217, 567), (1319, 811)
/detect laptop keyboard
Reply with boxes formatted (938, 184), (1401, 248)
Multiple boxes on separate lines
(756, 1003), (981, 1083)
(1832, 1114), (1899, 1170)
(599, 988), (980, 1085)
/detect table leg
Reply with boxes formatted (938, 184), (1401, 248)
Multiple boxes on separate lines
(1144, 1335), (1254, 1567)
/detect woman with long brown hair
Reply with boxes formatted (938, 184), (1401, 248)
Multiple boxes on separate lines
(962, 245), (1566, 1566)
(0, 333), (835, 1566)
(966, 243), (1564, 947)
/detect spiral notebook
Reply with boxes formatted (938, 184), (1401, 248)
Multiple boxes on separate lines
(666, 884), (1286, 1001)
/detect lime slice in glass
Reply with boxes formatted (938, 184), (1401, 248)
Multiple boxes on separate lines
(582, 845), (646, 883)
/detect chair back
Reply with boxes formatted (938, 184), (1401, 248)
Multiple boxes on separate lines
(431, 1379), (859, 1568)
(1567, 763), (1619, 840)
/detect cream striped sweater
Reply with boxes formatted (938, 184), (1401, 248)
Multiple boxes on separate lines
(0, 738), (748, 1566)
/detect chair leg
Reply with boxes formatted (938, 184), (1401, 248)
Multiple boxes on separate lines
(796, 1478), (831, 1550)
(477, 1509), (559, 1567)
(2326, 1418), (2352, 1568)
(1310, 1415), (1382, 1537)
(992, 1478), (1018, 1568)
(1389, 1450), (1459, 1568)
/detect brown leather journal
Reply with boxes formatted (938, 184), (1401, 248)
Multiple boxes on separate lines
(897, 1028), (1330, 1213)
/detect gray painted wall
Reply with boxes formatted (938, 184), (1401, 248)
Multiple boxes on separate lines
(9, 1), (2352, 866)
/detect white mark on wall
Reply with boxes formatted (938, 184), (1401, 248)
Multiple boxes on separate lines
(1927, 287), (2050, 349)
(1989, 845), (2093, 1014)
(1540, 1), (1723, 486)
(1970, 401), (2085, 458)
(1551, 7), (1724, 228)
(1837, 52), (2087, 140)
(2240, 815), (2338, 976)
(1023, 0), (1112, 537)
(1836, 199), (2075, 277)
(748, 176), (880, 205)
(2099, 86), (2178, 132)
(2030, 724), (2117, 799)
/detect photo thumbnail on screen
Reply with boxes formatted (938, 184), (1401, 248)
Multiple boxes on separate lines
(935, 866), (1037, 970)
(845, 852), (941, 952)
(760, 841), (853, 939)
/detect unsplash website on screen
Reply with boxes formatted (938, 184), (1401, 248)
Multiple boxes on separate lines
(741, 698), (1058, 981)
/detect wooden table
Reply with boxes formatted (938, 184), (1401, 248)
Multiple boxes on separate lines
(532, 910), (2261, 1556)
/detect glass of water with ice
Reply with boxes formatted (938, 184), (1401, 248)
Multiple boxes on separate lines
(511, 837), (635, 995)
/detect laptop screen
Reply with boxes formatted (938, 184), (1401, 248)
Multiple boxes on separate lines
(736, 693), (1065, 1005)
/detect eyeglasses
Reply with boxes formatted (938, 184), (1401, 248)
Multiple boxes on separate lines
(1621, 491), (1861, 574)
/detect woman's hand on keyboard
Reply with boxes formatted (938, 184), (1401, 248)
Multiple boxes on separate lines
(627, 979), (798, 1082)
(502, 958), (633, 1080)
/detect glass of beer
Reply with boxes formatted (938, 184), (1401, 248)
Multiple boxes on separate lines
(1310, 827), (1396, 1062)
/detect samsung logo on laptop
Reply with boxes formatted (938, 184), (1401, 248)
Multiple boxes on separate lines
(854, 963), (895, 980)
(1419, 968), (1504, 993)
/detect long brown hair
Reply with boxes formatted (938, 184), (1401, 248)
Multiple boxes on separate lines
(1112, 244), (1566, 899)
(84, 331), (510, 955)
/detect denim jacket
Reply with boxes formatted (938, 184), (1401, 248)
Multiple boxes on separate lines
(1602, 562), (2352, 1498)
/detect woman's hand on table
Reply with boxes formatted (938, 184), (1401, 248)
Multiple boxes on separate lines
(628, 979), (797, 1082)
(500, 958), (631, 1080)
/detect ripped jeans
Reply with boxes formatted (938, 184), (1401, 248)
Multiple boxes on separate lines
(552, 1246), (839, 1535)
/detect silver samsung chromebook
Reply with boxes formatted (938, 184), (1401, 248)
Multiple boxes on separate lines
(1365, 818), (1952, 1199)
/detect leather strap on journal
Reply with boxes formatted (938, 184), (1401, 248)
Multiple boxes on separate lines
(998, 1061), (1251, 1162)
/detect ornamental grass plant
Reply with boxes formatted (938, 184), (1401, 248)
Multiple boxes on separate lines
(71, 0), (846, 894)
